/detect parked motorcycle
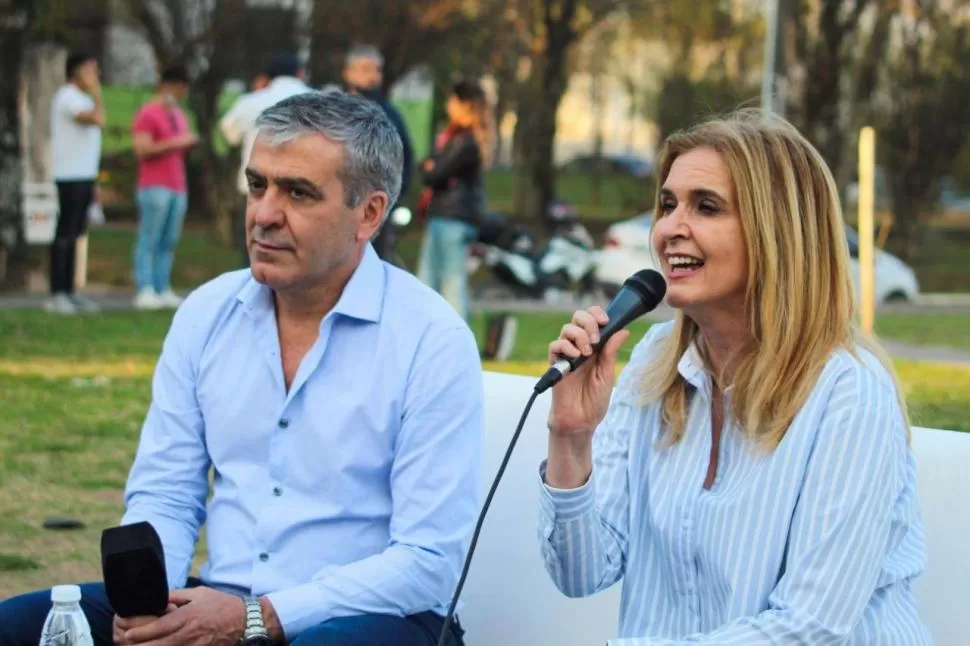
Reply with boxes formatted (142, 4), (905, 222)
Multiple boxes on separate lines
(469, 200), (600, 302)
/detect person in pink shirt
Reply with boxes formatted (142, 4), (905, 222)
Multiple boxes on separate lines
(131, 64), (198, 309)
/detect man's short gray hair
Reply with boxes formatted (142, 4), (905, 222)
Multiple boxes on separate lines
(345, 44), (383, 67)
(253, 90), (403, 218)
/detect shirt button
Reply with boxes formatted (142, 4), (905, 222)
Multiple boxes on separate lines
(272, 486), (283, 497)
(259, 552), (269, 562)
(278, 418), (289, 429)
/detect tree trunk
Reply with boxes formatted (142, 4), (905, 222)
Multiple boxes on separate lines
(20, 43), (66, 185)
(491, 63), (518, 167)
(188, 74), (235, 243)
(625, 82), (638, 155)
(512, 0), (583, 223)
(889, 183), (921, 262)
(0, 0), (35, 291)
(188, 0), (244, 244)
(788, 0), (869, 178)
(521, 42), (573, 222)
(492, 85), (508, 167)
(589, 66), (604, 207)
(511, 78), (533, 217)
(522, 66), (568, 223)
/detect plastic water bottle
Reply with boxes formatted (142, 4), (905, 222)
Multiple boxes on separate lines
(38, 585), (93, 646)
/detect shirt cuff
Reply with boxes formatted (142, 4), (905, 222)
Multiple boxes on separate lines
(537, 458), (597, 522)
(264, 583), (327, 640)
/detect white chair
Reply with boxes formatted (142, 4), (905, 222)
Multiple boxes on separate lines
(458, 371), (619, 646)
(457, 370), (969, 645)
(909, 425), (970, 645)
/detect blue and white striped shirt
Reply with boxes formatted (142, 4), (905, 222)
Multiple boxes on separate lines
(538, 321), (932, 644)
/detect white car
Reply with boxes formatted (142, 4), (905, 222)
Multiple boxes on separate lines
(595, 212), (920, 303)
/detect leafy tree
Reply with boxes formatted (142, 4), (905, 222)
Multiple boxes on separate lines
(0, 0), (36, 290)
(511, 0), (642, 221)
(309, 0), (473, 90)
(875, 3), (970, 258)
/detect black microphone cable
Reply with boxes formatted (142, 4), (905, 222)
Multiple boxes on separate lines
(436, 386), (542, 646)
(435, 269), (665, 645)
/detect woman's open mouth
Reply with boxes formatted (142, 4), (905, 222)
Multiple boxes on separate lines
(667, 255), (705, 278)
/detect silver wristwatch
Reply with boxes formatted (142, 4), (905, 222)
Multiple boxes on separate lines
(238, 595), (272, 645)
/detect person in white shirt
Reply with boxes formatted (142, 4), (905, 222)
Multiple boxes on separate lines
(48, 51), (105, 315)
(220, 53), (310, 266)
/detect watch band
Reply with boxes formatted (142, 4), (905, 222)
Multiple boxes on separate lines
(239, 594), (271, 644)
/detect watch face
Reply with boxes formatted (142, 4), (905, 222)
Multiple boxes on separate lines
(243, 638), (271, 646)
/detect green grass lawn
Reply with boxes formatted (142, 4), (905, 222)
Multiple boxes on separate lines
(875, 313), (970, 352)
(86, 225), (244, 290)
(0, 307), (967, 596)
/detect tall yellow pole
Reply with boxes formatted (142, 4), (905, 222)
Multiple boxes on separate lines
(75, 234), (88, 291)
(858, 127), (876, 333)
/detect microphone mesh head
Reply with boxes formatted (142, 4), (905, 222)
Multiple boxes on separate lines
(625, 269), (667, 304)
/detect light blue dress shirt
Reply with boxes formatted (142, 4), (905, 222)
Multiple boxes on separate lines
(121, 245), (484, 639)
(538, 321), (932, 644)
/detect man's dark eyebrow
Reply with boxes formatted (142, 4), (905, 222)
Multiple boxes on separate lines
(275, 176), (324, 200)
(244, 170), (324, 200)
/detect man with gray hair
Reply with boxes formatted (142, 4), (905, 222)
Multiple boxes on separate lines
(0, 90), (480, 646)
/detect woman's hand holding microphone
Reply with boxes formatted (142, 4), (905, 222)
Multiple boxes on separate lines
(545, 306), (630, 490)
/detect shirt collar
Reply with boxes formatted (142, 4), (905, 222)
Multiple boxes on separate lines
(676, 341), (735, 397)
(330, 243), (385, 323)
(677, 342), (707, 390)
(234, 243), (386, 324)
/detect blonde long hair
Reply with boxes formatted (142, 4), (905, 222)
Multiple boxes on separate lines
(641, 109), (908, 450)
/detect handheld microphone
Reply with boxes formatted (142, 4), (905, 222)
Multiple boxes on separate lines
(534, 268), (667, 394)
(436, 268), (666, 646)
(101, 521), (169, 618)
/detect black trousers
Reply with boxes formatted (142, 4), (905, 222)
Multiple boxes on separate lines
(50, 179), (95, 294)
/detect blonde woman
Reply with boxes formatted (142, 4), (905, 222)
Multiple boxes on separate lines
(416, 79), (494, 320)
(539, 110), (931, 644)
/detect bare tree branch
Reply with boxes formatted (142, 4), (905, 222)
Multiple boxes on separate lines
(131, 0), (177, 62)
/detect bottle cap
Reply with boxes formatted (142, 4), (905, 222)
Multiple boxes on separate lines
(50, 584), (82, 603)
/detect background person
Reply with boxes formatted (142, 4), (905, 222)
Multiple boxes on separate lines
(47, 51), (105, 315)
(415, 79), (494, 321)
(130, 64), (198, 310)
